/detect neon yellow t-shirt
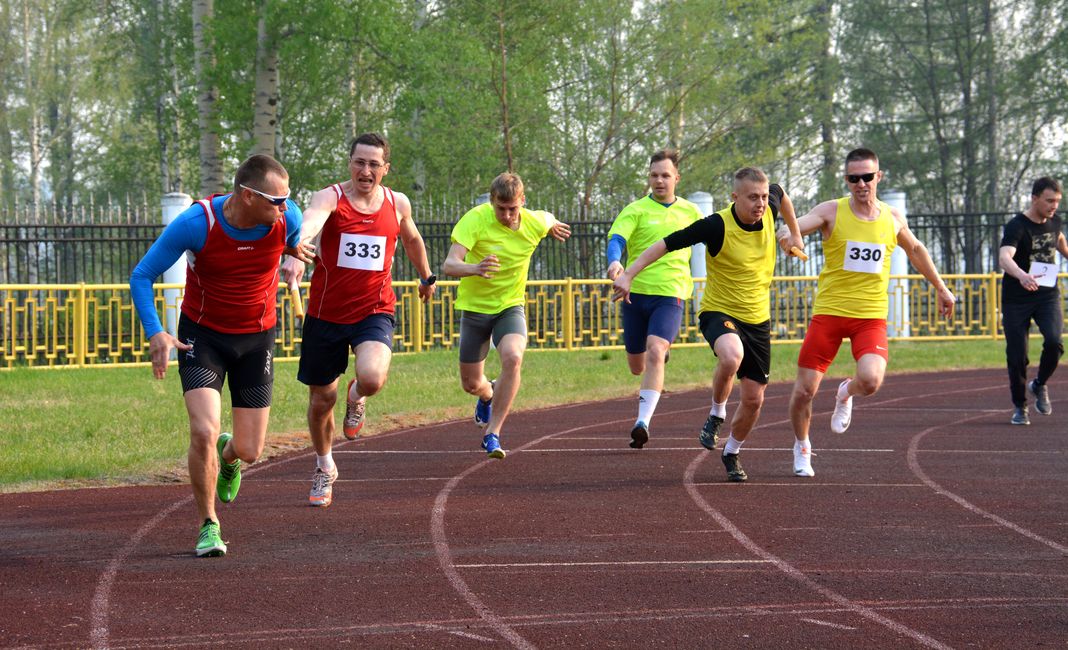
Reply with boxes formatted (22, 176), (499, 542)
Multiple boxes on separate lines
(608, 195), (703, 298)
(451, 203), (553, 314)
(700, 205), (776, 323)
(813, 197), (898, 318)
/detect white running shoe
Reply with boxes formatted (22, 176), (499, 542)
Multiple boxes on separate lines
(793, 441), (815, 477)
(830, 378), (853, 434)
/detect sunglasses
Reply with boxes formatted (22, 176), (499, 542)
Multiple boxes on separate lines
(845, 172), (877, 184)
(240, 184), (290, 206)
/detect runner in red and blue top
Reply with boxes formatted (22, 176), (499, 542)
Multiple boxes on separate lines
(131, 154), (309, 558)
(281, 133), (435, 508)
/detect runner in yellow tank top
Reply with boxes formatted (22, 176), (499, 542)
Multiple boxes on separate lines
(613, 167), (804, 482)
(778, 148), (956, 478)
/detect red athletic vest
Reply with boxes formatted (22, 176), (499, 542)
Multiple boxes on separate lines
(181, 195), (287, 333)
(307, 185), (400, 323)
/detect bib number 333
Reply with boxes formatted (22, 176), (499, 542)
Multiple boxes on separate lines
(339, 233), (386, 271)
(843, 240), (885, 274)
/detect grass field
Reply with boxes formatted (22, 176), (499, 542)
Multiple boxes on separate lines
(0, 339), (1022, 492)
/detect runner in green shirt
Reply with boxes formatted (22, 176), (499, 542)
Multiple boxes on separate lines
(606, 149), (703, 448)
(442, 172), (571, 458)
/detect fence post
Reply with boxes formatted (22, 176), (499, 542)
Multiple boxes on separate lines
(564, 277), (575, 350)
(883, 190), (910, 337)
(989, 271), (1000, 340)
(76, 283), (88, 367)
(412, 286), (424, 353)
(161, 193), (192, 347)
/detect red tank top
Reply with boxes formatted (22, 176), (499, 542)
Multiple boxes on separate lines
(308, 185), (400, 323)
(181, 196), (287, 333)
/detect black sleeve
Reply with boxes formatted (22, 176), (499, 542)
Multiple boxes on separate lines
(1000, 215), (1025, 249)
(664, 214), (725, 257)
(768, 184), (784, 220)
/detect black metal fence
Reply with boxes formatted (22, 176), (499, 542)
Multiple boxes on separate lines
(2, 207), (1063, 284)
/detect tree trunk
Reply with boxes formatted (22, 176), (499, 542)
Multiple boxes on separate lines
(494, 5), (514, 172)
(982, 0), (998, 210)
(251, 1), (279, 157)
(193, 0), (224, 195)
(22, 0), (41, 220)
(814, 1), (837, 199)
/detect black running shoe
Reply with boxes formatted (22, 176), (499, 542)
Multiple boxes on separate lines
(629, 422), (649, 449)
(721, 453), (748, 482)
(699, 415), (723, 450)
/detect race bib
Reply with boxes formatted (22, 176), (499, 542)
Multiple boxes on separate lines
(338, 233), (386, 271)
(843, 241), (886, 274)
(1030, 261), (1059, 288)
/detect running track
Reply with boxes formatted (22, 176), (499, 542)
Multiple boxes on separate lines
(1, 368), (1066, 648)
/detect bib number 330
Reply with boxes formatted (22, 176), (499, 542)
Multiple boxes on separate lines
(843, 240), (885, 274)
(338, 233), (386, 271)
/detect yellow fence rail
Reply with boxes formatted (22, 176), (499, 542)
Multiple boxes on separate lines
(1, 274), (1063, 369)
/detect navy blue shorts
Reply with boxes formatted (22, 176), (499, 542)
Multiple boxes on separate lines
(621, 293), (684, 354)
(297, 313), (395, 386)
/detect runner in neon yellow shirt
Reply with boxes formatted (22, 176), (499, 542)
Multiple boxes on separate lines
(443, 172), (571, 458)
(606, 149), (703, 448)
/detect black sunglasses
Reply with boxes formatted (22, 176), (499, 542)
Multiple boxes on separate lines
(845, 172), (877, 184)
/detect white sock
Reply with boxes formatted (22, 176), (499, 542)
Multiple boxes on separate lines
(317, 453), (335, 472)
(723, 434), (743, 455)
(710, 400), (727, 418)
(637, 389), (661, 424)
(794, 438), (811, 453)
(837, 379), (852, 401)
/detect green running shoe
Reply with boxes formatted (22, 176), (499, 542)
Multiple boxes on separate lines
(216, 432), (241, 503)
(196, 519), (227, 557)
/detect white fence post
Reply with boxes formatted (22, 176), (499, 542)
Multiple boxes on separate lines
(883, 190), (910, 337)
(161, 193), (191, 341)
(687, 191), (714, 284)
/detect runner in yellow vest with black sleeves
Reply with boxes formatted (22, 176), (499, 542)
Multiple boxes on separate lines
(606, 149), (703, 449)
(781, 147), (956, 477)
(613, 167), (804, 481)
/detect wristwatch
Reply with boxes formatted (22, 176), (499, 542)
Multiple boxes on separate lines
(420, 274), (437, 286)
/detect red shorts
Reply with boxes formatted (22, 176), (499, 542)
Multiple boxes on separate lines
(797, 314), (889, 373)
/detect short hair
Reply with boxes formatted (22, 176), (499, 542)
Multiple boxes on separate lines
(733, 166), (768, 187)
(1031, 176), (1062, 197)
(844, 147), (879, 170)
(650, 148), (680, 170)
(233, 154), (288, 190)
(490, 172), (524, 203)
(349, 132), (390, 162)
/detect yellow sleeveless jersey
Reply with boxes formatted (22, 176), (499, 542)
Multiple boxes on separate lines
(699, 205), (776, 323)
(813, 197), (897, 318)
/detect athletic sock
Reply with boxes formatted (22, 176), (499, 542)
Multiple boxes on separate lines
(837, 378), (852, 401)
(317, 453), (335, 472)
(723, 434), (743, 456)
(637, 389), (661, 424)
(710, 400), (727, 418)
(795, 438), (811, 453)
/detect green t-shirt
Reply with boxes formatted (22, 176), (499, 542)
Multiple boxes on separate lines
(451, 203), (554, 314)
(608, 195), (703, 298)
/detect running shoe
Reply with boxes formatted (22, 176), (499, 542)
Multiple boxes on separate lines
(699, 415), (724, 450)
(793, 441), (815, 477)
(1010, 406), (1030, 426)
(830, 378), (853, 434)
(195, 519), (226, 557)
(474, 380), (494, 428)
(721, 453), (748, 482)
(481, 432), (506, 459)
(1029, 379), (1052, 415)
(308, 466), (339, 507)
(629, 421), (649, 449)
(343, 378), (366, 439)
(216, 432), (241, 503)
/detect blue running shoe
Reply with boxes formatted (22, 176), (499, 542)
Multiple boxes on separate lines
(481, 432), (506, 459)
(474, 380), (494, 428)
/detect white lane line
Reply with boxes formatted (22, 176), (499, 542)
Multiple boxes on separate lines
(691, 482), (925, 487)
(906, 413), (1068, 555)
(800, 617), (858, 630)
(455, 559), (770, 568)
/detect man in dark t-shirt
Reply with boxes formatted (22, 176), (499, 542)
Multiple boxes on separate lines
(998, 176), (1068, 424)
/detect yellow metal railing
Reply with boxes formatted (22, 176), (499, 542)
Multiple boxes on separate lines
(1, 274), (1064, 369)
